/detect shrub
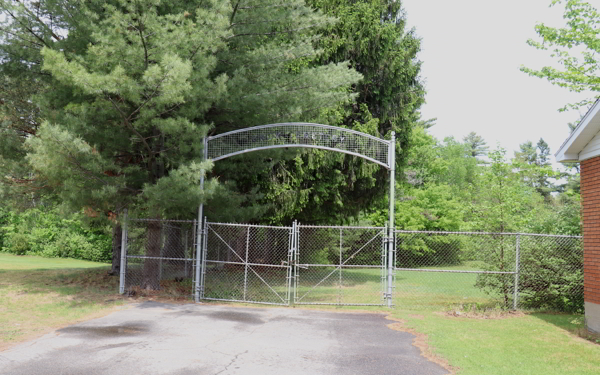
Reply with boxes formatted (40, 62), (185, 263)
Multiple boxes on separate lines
(0, 207), (111, 262)
(4, 232), (30, 255)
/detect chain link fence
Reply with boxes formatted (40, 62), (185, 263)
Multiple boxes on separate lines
(294, 225), (386, 306)
(120, 219), (583, 311)
(124, 218), (197, 299)
(394, 231), (583, 312)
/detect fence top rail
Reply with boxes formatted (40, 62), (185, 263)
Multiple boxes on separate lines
(207, 221), (292, 230)
(298, 224), (385, 230)
(128, 218), (196, 223)
(394, 229), (581, 239)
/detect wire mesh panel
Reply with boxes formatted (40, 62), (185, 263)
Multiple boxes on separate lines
(125, 219), (196, 298)
(394, 231), (583, 312)
(295, 226), (386, 306)
(202, 222), (293, 305)
(206, 123), (391, 168)
(517, 234), (583, 312)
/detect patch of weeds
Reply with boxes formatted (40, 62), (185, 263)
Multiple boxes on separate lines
(444, 302), (522, 319)
(125, 278), (194, 302)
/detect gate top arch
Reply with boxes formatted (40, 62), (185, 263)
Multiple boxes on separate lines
(197, 122), (396, 307)
(205, 122), (393, 170)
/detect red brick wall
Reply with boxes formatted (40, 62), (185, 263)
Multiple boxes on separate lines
(581, 156), (600, 304)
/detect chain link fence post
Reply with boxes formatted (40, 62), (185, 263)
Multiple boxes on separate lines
(386, 227), (395, 308)
(119, 210), (128, 294)
(286, 221), (297, 306)
(293, 221), (299, 305)
(243, 226), (250, 301)
(513, 234), (520, 310)
(194, 209), (203, 302)
(200, 219), (208, 300)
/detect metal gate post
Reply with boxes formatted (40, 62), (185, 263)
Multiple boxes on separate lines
(194, 209), (203, 302)
(386, 132), (396, 307)
(200, 219), (208, 300)
(293, 221), (299, 304)
(119, 209), (128, 294)
(243, 226), (250, 301)
(195, 137), (207, 303)
(513, 234), (520, 310)
(287, 221), (297, 305)
(339, 228), (343, 304)
(381, 224), (388, 305)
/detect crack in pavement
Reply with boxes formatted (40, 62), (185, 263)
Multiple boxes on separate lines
(213, 349), (249, 375)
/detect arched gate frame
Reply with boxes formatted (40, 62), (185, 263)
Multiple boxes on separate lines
(195, 123), (395, 307)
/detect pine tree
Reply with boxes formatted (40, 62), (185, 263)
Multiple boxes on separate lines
(212, 0), (425, 224)
(1, 0), (363, 287)
(514, 138), (556, 199)
(463, 131), (489, 159)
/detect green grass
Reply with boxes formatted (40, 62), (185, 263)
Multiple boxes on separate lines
(392, 310), (600, 375)
(3, 253), (599, 375)
(0, 253), (123, 349)
(203, 261), (500, 308)
(0, 253), (111, 270)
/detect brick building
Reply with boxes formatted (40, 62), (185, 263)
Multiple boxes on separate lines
(556, 100), (600, 333)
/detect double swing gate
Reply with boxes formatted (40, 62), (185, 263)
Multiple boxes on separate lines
(121, 218), (392, 306)
(202, 222), (391, 306)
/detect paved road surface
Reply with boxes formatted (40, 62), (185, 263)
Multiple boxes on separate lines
(0, 302), (449, 375)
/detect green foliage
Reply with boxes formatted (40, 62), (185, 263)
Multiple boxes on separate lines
(462, 131), (489, 160)
(521, 0), (600, 111)
(0, 208), (111, 262)
(528, 193), (582, 235)
(217, 0), (426, 225)
(519, 238), (584, 313)
(513, 138), (558, 199)
(465, 148), (543, 233)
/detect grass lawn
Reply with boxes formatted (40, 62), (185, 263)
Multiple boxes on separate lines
(0, 253), (124, 350)
(2, 253), (599, 375)
(391, 309), (600, 375)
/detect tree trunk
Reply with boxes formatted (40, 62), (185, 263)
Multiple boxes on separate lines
(109, 224), (122, 276)
(142, 219), (162, 290)
(164, 224), (183, 258)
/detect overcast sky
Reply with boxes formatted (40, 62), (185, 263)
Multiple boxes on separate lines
(402, 0), (598, 167)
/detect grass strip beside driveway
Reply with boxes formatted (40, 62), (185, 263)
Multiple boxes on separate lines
(392, 309), (600, 375)
(0, 253), (124, 350)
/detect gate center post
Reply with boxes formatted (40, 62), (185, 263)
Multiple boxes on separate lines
(387, 132), (396, 308)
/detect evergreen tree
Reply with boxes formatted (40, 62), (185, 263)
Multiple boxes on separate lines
(1, 0), (362, 287)
(514, 138), (556, 199)
(236, 0), (425, 224)
(462, 131), (488, 160)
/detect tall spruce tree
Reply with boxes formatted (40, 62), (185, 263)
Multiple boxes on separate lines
(1, 0), (362, 288)
(211, 0), (425, 224)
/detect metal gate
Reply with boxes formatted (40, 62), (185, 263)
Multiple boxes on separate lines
(200, 222), (294, 305)
(294, 225), (387, 306)
(121, 219), (389, 306)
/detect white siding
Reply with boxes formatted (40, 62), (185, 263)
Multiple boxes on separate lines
(581, 132), (600, 161)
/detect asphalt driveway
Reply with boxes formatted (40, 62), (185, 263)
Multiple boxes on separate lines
(0, 302), (449, 375)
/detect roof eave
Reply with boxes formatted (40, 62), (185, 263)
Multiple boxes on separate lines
(555, 98), (600, 163)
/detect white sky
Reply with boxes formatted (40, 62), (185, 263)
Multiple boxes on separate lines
(402, 0), (599, 167)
